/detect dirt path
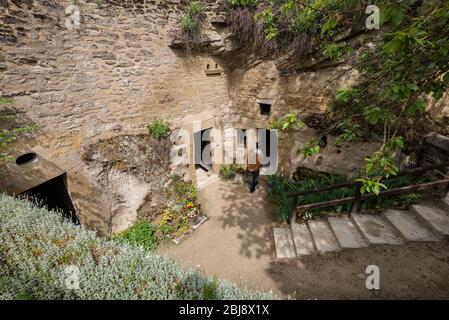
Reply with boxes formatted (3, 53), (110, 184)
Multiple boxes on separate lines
(157, 179), (278, 293)
(157, 179), (449, 299)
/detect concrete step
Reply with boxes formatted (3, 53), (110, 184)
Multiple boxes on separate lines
(440, 197), (449, 212)
(351, 214), (404, 245)
(273, 227), (296, 258)
(411, 204), (449, 239)
(291, 223), (315, 256)
(307, 220), (340, 253)
(382, 210), (439, 242)
(327, 216), (368, 249)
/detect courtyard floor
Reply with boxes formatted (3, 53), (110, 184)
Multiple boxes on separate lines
(157, 179), (449, 299)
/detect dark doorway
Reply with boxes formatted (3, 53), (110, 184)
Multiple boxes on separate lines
(23, 174), (79, 224)
(194, 128), (212, 171)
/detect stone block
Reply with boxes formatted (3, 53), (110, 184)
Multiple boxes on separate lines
(273, 227), (296, 259)
(328, 216), (367, 249)
(308, 220), (340, 253)
(382, 210), (439, 242)
(351, 214), (404, 245)
(412, 204), (449, 239)
(291, 223), (315, 255)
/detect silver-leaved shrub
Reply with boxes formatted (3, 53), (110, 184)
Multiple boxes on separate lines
(0, 194), (274, 300)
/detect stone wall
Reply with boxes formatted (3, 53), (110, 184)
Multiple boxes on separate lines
(227, 58), (380, 177)
(0, 0), (230, 234)
(2, 0), (448, 233)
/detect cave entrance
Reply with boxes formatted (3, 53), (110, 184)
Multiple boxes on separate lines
(22, 174), (78, 224)
(0, 152), (79, 224)
(194, 127), (212, 172)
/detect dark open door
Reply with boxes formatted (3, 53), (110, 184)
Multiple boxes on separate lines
(194, 128), (212, 171)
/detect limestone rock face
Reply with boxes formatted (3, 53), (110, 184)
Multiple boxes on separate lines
(1, 0), (231, 233)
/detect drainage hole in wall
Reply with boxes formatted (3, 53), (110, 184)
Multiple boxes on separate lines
(16, 152), (37, 165)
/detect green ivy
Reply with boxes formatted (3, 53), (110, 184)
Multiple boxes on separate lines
(245, 0), (449, 194)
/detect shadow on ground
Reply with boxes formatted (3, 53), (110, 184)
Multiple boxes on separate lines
(214, 179), (276, 260)
(265, 240), (449, 299)
(159, 178), (449, 299)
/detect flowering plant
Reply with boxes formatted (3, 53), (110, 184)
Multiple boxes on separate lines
(185, 202), (195, 209)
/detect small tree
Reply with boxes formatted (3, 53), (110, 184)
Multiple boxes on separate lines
(236, 0), (449, 194)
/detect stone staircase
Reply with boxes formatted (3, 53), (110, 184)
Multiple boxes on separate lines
(273, 197), (449, 258)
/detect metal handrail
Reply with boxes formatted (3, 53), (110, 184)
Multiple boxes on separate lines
(288, 162), (449, 214)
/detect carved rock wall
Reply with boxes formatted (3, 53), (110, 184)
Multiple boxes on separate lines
(0, 0), (230, 234)
(2, 0), (447, 233)
(227, 59), (379, 176)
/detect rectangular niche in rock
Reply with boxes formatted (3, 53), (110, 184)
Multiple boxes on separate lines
(257, 99), (272, 116)
(205, 62), (222, 76)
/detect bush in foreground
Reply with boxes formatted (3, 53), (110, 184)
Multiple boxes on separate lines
(0, 194), (274, 300)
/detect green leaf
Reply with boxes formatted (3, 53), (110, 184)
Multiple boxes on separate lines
(407, 83), (419, 91)
(390, 8), (404, 27)
(321, 17), (337, 37)
(381, 4), (404, 27)
(364, 106), (393, 125)
(406, 99), (426, 115)
(383, 38), (402, 53)
(433, 88), (444, 101)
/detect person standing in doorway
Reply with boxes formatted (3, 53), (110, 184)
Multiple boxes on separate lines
(246, 147), (263, 193)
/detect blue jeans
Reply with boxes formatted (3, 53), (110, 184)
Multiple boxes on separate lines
(250, 170), (260, 193)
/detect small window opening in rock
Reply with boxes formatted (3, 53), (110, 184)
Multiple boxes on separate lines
(16, 152), (37, 165)
(318, 134), (328, 148)
(207, 64), (210, 70)
(259, 103), (271, 116)
(215, 64), (218, 69)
